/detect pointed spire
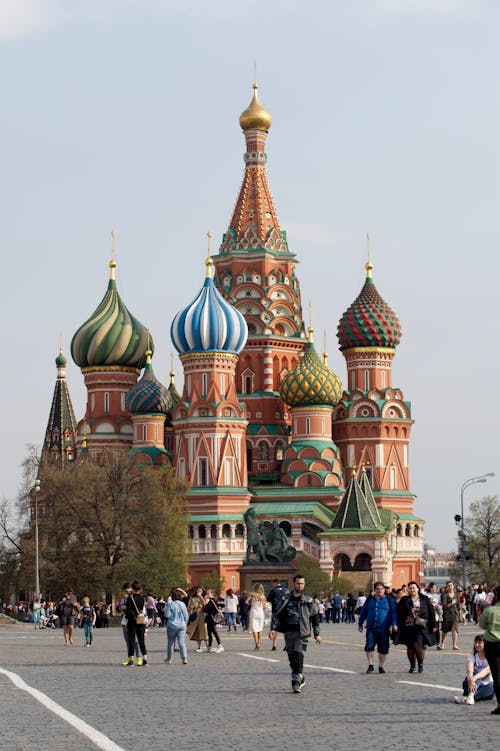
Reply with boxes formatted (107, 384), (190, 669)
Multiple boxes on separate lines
(223, 83), (283, 250)
(365, 232), (373, 279)
(109, 229), (116, 281)
(41, 349), (78, 467)
(322, 330), (328, 366)
(206, 230), (213, 278)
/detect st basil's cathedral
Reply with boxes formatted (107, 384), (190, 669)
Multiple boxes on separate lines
(42, 84), (424, 591)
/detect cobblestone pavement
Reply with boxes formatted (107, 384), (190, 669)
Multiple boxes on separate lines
(1, 621), (497, 751)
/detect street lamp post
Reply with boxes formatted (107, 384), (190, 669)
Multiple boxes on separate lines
(459, 472), (495, 592)
(34, 478), (41, 597)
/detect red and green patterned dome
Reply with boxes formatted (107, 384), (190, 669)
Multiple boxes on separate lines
(337, 262), (401, 351)
(280, 330), (343, 408)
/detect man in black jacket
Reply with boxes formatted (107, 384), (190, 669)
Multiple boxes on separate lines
(269, 573), (320, 693)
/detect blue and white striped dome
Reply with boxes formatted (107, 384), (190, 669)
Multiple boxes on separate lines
(170, 258), (248, 355)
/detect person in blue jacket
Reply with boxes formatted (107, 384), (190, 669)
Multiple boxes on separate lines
(358, 581), (398, 674)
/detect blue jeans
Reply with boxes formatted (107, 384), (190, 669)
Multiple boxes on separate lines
(84, 622), (94, 645)
(226, 612), (236, 630)
(462, 678), (494, 700)
(167, 625), (187, 660)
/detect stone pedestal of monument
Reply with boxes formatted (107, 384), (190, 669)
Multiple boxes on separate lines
(238, 563), (296, 593)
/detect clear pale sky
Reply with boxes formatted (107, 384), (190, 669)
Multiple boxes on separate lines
(1, 0), (498, 552)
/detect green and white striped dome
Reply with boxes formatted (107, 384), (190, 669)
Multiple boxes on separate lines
(71, 259), (151, 369)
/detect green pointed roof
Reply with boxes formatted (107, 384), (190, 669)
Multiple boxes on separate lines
(332, 474), (381, 529)
(358, 468), (382, 526)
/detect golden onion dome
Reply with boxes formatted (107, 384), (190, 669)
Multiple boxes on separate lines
(239, 83), (272, 132)
(280, 328), (343, 408)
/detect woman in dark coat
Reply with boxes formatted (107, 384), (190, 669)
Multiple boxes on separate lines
(395, 581), (437, 673)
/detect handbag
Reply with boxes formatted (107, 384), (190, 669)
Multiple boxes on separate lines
(131, 595), (146, 625)
(213, 609), (223, 625)
(414, 616), (427, 629)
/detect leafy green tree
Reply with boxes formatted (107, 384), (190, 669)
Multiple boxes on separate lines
(332, 576), (356, 595)
(294, 553), (332, 595)
(463, 496), (500, 584)
(24, 457), (189, 600)
(199, 571), (225, 595)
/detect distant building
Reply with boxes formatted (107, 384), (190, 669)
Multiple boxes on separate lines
(423, 545), (455, 586)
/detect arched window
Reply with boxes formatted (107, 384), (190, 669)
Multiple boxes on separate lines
(279, 520), (291, 537)
(245, 375), (252, 394)
(104, 392), (110, 413)
(414, 525), (419, 537)
(275, 441), (284, 461)
(390, 466), (396, 489)
(189, 525), (194, 539)
(405, 524), (411, 537)
(396, 524), (403, 536)
(210, 524), (217, 539)
(364, 370), (370, 391)
(199, 458), (208, 486)
(257, 441), (269, 461)
(235, 523), (244, 537)
(222, 524), (231, 538)
(202, 373), (208, 396)
(334, 553), (352, 572)
(305, 417), (310, 435)
(353, 553), (372, 571)
(198, 524), (206, 539)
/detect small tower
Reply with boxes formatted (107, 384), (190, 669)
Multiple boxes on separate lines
(41, 347), (78, 466)
(71, 242), (151, 456)
(279, 326), (344, 503)
(125, 347), (172, 464)
(171, 253), (250, 585)
(333, 259), (414, 508)
(320, 467), (392, 588)
(212, 84), (306, 482)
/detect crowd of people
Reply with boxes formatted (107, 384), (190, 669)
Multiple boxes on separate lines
(2, 578), (499, 710)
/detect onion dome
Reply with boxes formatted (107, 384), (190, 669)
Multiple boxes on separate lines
(55, 348), (67, 367)
(280, 328), (343, 407)
(239, 83), (272, 132)
(337, 262), (401, 351)
(171, 256), (248, 355)
(125, 351), (172, 415)
(71, 257), (152, 368)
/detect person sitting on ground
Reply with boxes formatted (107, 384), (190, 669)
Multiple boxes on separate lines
(454, 634), (494, 704)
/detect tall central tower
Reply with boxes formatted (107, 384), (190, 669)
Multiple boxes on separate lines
(212, 84), (306, 481)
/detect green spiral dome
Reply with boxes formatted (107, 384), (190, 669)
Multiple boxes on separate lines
(71, 262), (152, 369)
(280, 335), (343, 408)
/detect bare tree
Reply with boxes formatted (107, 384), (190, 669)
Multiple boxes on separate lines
(463, 496), (500, 583)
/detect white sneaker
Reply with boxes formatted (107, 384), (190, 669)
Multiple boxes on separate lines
(466, 693), (475, 705)
(215, 645), (224, 653)
(454, 696), (464, 704)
